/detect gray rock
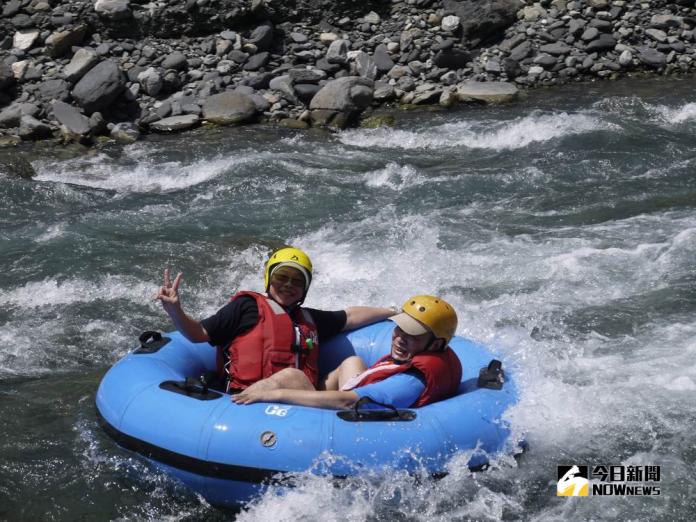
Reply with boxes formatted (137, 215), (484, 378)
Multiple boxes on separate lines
(309, 76), (374, 111)
(94, 0), (131, 20)
(485, 60), (502, 73)
(89, 112), (107, 135)
(202, 91), (257, 124)
(581, 27), (599, 41)
(63, 48), (99, 83)
(540, 42), (572, 55)
(354, 51), (377, 80)
(110, 122), (140, 143)
(0, 103), (38, 128)
(619, 50), (633, 67)
(294, 83), (321, 105)
(442, 15), (461, 32)
(19, 115), (52, 140)
(509, 41), (532, 62)
(248, 24), (273, 53)
(39, 79), (71, 101)
(373, 44), (395, 73)
(242, 71), (273, 89)
(443, 0), (520, 44)
(396, 76), (416, 92)
(13, 30), (40, 52)
(288, 68), (325, 84)
(456, 81), (518, 104)
(243, 52), (269, 71)
(249, 94), (270, 112)
(138, 67), (163, 97)
(533, 53), (558, 67)
(373, 81), (395, 101)
(568, 19), (587, 37)
(290, 32), (308, 43)
(645, 29), (668, 43)
(0, 151), (36, 178)
(585, 33), (616, 52)
(637, 47), (666, 68)
(326, 39), (349, 65)
(162, 52), (188, 71)
(51, 100), (91, 136)
(45, 25), (87, 58)
(3, 0), (22, 17)
(149, 114), (200, 132)
(650, 15), (682, 30)
(71, 60), (125, 114)
(432, 49), (471, 70)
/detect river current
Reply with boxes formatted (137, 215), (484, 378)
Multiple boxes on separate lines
(1, 77), (695, 521)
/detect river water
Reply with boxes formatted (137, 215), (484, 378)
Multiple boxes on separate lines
(1, 77), (695, 521)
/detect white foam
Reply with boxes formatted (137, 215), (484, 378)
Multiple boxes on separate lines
(338, 112), (611, 151)
(363, 162), (426, 189)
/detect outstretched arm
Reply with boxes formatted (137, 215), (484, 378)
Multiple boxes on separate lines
(342, 306), (396, 332)
(154, 268), (210, 343)
(233, 387), (360, 410)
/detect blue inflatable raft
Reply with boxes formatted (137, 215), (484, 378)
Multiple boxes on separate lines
(96, 321), (519, 506)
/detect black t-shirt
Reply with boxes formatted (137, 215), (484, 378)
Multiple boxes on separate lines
(200, 295), (347, 347)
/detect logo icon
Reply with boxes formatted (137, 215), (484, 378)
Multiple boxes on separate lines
(557, 465), (589, 496)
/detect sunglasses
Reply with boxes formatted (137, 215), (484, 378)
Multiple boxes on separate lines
(271, 272), (305, 288)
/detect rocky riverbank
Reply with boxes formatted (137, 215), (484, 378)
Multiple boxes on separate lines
(1, 0), (695, 145)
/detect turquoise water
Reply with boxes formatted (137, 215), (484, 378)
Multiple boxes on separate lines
(1, 77), (695, 520)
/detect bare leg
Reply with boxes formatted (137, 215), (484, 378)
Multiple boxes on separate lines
(242, 368), (314, 394)
(321, 356), (367, 391)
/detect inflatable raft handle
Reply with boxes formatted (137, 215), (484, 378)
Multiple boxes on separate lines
(135, 331), (171, 354)
(477, 359), (505, 390)
(337, 397), (416, 422)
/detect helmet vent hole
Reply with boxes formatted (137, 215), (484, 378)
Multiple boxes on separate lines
(418, 306), (426, 312)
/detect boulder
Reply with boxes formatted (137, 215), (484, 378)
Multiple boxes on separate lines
(354, 51), (377, 80)
(539, 42), (572, 56)
(243, 52), (269, 71)
(51, 100), (91, 137)
(441, 15), (461, 32)
(45, 25), (88, 58)
(326, 39), (349, 65)
(162, 52), (188, 71)
(456, 81), (518, 103)
(585, 33), (616, 53)
(13, 30), (40, 52)
(149, 114), (200, 132)
(39, 79), (71, 102)
(0, 103), (38, 128)
(71, 60), (125, 114)
(94, 0), (131, 20)
(432, 48), (471, 70)
(63, 48), (99, 83)
(637, 47), (666, 68)
(248, 24), (274, 53)
(0, 151), (36, 179)
(0, 61), (15, 90)
(202, 91), (257, 124)
(288, 68), (325, 84)
(294, 84), (321, 105)
(373, 44), (395, 73)
(137, 67), (163, 96)
(19, 115), (52, 140)
(309, 77), (374, 112)
(442, 0), (520, 45)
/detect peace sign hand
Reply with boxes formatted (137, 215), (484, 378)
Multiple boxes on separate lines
(154, 268), (183, 313)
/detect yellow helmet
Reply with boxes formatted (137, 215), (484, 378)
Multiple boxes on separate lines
(264, 246), (313, 292)
(393, 295), (458, 344)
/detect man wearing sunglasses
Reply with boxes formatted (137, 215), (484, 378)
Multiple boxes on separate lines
(155, 246), (395, 393)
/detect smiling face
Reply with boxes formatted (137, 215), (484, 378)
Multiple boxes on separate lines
(268, 266), (306, 307)
(390, 325), (435, 363)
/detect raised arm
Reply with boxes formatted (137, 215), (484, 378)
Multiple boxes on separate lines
(233, 387), (359, 410)
(342, 306), (396, 332)
(154, 268), (210, 343)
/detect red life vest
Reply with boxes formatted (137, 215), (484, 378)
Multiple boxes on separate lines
(343, 348), (462, 407)
(221, 291), (319, 391)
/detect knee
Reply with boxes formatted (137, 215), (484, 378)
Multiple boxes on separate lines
(273, 367), (312, 388)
